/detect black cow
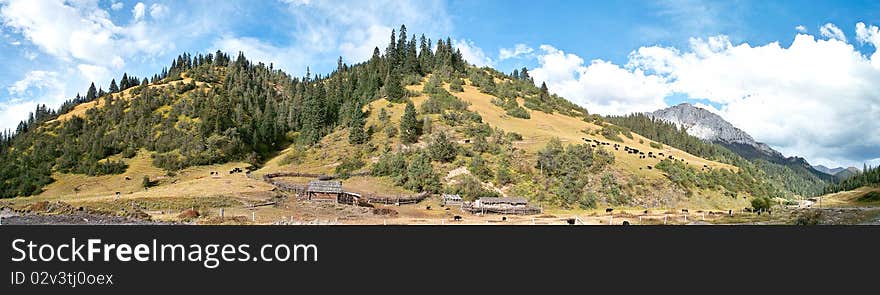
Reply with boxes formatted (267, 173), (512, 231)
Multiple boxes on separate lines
(502, 216), (507, 221)
(647, 166), (652, 170)
(681, 209), (689, 213)
(606, 208), (614, 213)
(622, 221), (630, 226)
(453, 215), (462, 221)
(566, 218), (576, 225)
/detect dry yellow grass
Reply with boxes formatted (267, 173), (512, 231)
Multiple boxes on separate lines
(817, 186), (880, 207)
(450, 83), (735, 179)
(46, 75), (212, 124)
(13, 150), (273, 208)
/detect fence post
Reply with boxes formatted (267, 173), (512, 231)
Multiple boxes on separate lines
(219, 208), (224, 218)
(252, 212), (256, 222)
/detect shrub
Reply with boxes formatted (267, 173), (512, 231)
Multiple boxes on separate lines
(335, 156), (365, 178)
(427, 132), (458, 162)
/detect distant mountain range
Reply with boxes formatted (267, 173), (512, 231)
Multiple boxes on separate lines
(648, 103), (835, 182)
(813, 165), (860, 179)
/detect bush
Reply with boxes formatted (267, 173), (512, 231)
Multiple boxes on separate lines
(427, 132), (458, 162)
(649, 142), (663, 149)
(505, 105), (531, 119)
(750, 196), (772, 212)
(793, 210), (822, 225)
(449, 77), (464, 92)
(335, 156), (365, 178)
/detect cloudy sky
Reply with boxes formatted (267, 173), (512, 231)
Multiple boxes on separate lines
(1, 0), (879, 168)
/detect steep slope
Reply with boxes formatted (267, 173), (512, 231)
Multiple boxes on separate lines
(649, 103), (782, 159)
(645, 103), (831, 196)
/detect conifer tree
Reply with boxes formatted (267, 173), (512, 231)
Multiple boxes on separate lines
(348, 103), (367, 144)
(109, 79), (119, 93)
(384, 72), (405, 102)
(86, 82), (97, 101)
(399, 101), (420, 144)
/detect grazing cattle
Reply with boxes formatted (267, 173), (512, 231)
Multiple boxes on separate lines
(605, 208), (614, 213)
(453, 215), (462, 221)
(592, 145), (597, 148)
(502, 216), (507, 221)
(643, 210), (649, 214)
(566, 218), (576, 225)
(668, 156), (674, 160)
(728, 209), (733, 216)
(426, 206), (431, 210)
(622, 221), (630, 225)
(445, 207), (450, 211)
(124, 176), (132, 180)
(658, 153), (664, 156)
(464, 139), (470, 143)
(647, 166), (652, 170)
(681, 209), (689, 213)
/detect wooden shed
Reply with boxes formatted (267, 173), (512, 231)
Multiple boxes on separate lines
(441, 194), (463, 206)
(306, 180), (343, 202)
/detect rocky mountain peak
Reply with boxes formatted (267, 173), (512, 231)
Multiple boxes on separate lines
(648, 103), (782, 157)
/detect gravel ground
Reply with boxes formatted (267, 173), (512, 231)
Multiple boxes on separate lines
(0, 209), (170, 225)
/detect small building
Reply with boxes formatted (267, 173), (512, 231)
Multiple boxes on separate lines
(441, 194), (463, 206)
(464, 197), (541, 215)
(306, 180), (343, 202)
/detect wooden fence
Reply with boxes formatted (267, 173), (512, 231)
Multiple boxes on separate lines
(461, 203), (542, 215)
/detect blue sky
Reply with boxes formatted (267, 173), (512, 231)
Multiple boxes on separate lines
(1, 0), (879, 168)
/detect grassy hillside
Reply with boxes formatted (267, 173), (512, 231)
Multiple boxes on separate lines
(0, 26), (774, 220)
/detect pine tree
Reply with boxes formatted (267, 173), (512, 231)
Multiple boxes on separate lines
(399, 101), (420, 144)
(86, 82), (97, 101)
(384, 72), (405, 102)
(109, 79), (119, 93)
(428, 131), (457, 162)
(521, 67), (530, 81)
(348, 103), (367, 144)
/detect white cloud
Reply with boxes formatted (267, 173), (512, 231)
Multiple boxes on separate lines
(530, 23), (880, 166)
(530, 45), (670, 116)
(0, 0), (177, 131)
(2, 70), (67, 132)
(625, 25), (880, 167)
(499, 43), (534, 60)
(76, 64), (112, 86)
(132, 2), (145, 22)
(819, 23), (846, 41)
(453, 39), (492, 67)
(111, 2), (123, 11)
(282, 0), (451, 57)
(795, 25), (807, 33)
(0, 0), (167, 68)
(7, 70), (58, 96)
(339, 25), (391, 63)
(149, 3), (168, 19)
(212, 36), (312, 74)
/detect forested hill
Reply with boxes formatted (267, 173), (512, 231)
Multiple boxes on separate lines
(605, 113), (828, 197)
(824, 164), (880, 194)
(0, 25), (587, 198)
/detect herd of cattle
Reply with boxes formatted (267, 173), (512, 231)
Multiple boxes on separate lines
(583, 138), (713, 172)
